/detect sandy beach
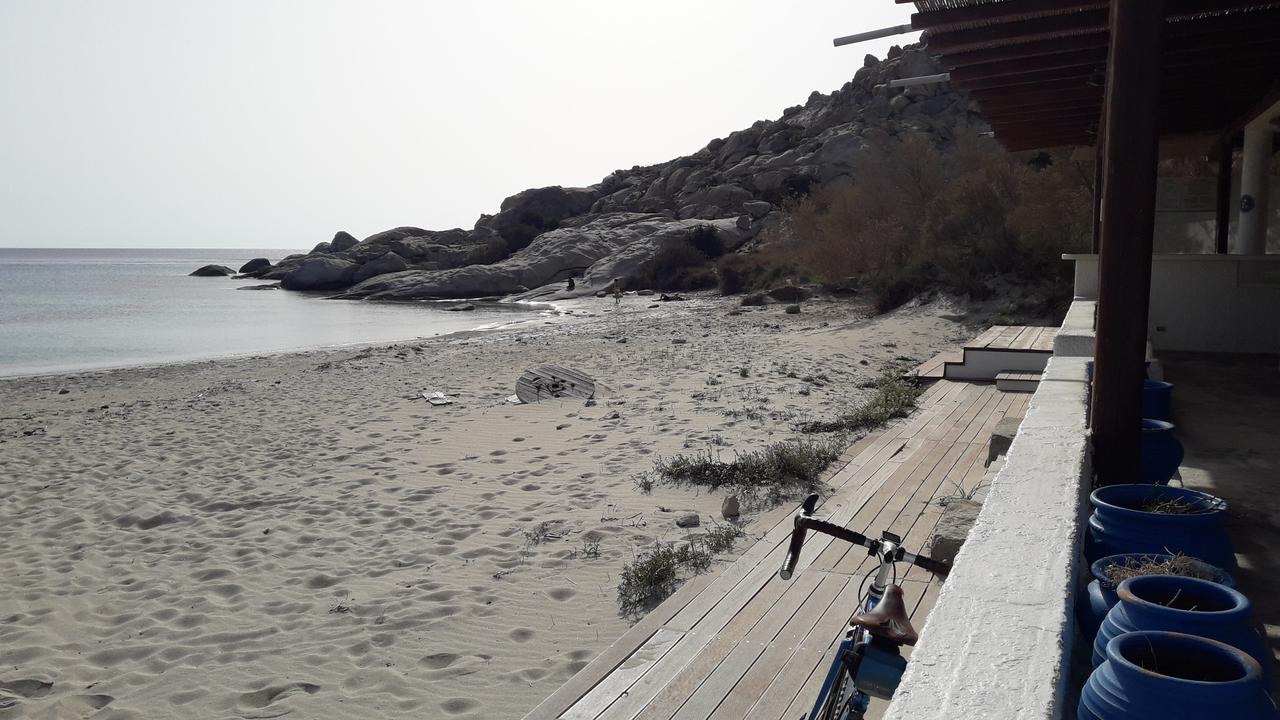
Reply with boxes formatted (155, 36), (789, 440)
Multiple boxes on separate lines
(0, 293), (974, 719)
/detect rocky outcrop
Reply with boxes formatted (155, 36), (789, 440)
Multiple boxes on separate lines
(190, 264), (235, 277)
(335, 214), (746, 301)
(238, 258), (271, 274)
(280, 257), (358, 291)
(351, 251), (409, 284)
(263, 45), (978, 300)
(478, 186), (600, 252)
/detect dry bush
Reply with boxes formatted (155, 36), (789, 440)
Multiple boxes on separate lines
(752, 131), (1091, 311)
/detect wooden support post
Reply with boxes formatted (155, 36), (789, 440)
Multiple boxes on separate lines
(1092, 111), (1107, 253)
(1215, 136), (1233, 254)
(1091, 0), (1164, 484)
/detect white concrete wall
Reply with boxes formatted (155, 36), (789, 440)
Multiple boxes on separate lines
(1054, 299), (1095, 358)
(884, 355), (1092, 720)
(1065, 254), (1280, 354)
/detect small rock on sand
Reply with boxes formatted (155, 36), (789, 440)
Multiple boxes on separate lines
(676, 513), (700, 528)
(721, 496), (741, 519)
(785, 305), (801, 314)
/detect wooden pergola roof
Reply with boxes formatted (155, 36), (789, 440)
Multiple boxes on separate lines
(902, 0), (1280, 150)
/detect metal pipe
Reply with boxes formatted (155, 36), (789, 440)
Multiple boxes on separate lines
(833, 23), (914, 47)
(887, 73), (951, 88)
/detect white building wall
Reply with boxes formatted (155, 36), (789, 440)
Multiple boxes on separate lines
(1065, 254), (1280, 354)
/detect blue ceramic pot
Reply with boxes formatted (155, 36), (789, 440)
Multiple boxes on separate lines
(1142, 380), (1174, 421)
(1140, 419), (1183, 485)
(1085, 485), (1234, 571)
(1092, 576), (1269, 685)
(1079, 631), (1277, 720)
(1077, 553), (1235, 640)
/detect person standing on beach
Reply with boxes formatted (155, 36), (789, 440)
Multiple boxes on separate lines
(608, 278), (623, 306)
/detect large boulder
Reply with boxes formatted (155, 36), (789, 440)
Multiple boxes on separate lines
(478, 186), (600, 252)
(351, 251), (409, 284)
(280, 257), (358, 291)
(329, 231), (359, 253)
(342, 227), (507, 269)
(190, 264), (235, 277)
(238, 258), (271, 274)
(336, 214), (747, 301)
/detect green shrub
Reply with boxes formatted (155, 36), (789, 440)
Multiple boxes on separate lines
(617, 526), (746, 613)
(685, 224), (726, 258)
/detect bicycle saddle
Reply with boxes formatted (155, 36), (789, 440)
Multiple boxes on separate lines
(850, 584), (918, 646)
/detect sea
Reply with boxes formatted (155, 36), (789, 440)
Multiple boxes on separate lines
(0, 248), (547, 378)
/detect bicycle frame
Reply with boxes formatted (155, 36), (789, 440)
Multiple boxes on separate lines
(808, 534), (905, 720)
(778, 494), (943, 720)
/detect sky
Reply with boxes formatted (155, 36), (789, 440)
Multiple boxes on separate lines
(0, 1), (918, 248)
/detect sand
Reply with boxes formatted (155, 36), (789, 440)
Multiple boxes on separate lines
(0, 293), (973, 719)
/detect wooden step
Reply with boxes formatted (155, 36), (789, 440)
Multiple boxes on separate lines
(995, 371), (1041, 393)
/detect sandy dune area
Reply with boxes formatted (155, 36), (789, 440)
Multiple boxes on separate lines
(0, 294), (972, 719)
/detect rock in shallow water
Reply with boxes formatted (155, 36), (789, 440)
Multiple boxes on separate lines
(189, 264), (235, 277)
(280, 257), (357, 291)
(238, 258), (271, 274)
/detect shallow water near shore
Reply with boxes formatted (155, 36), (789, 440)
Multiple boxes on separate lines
(0, 248), (545, 377)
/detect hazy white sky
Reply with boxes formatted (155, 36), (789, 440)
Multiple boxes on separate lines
(0, 1), (918, 248)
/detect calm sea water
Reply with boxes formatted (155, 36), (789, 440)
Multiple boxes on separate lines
(0, 248), (544, 377)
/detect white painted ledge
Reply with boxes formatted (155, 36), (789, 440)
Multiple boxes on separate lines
(1054, 299), (1095, 358)
(884, 355), (1092, 720)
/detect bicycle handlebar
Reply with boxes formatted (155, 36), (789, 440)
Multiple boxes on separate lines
(779, 493), (948, 580)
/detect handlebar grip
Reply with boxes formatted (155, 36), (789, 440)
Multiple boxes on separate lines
(779, 521), (807, 580)
(779, 494), (820, 580)
(911, 553), (950, 577)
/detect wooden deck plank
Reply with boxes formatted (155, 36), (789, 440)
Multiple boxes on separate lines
(705, 574), (850, 720)
(631, 572), (824, 720)
(932, 387), (1000, 444)
(562, 629), (687, 720)
(809, 440), (947, 572)
(741, 578), (863, 720)
(1009, 325), (1040, 350)
(965, 325), (1004, 350)
(831, 441), (970, 577)
(1031, 327), (1059, 351)
(672, 573), (847, 719)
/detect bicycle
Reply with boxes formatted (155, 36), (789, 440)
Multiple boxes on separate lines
(778, 493), (949, 720)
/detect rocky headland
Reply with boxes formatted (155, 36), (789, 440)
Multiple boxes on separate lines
(227, 46), (984, 301)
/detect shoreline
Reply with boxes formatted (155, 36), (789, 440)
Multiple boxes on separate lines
(0, 294), (975, 719)
(0, 299), (566, 382)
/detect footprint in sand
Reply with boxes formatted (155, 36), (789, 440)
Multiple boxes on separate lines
(509, 627), (535, 642)
(420, 652), (460, 669)
(238, 682), (320, 710)
(441, 697), (479, 715)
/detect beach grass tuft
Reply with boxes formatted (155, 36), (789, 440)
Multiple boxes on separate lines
(651, 437), (843, 510)
(617, 524), (746, 614)
(797, 369), (921, 434)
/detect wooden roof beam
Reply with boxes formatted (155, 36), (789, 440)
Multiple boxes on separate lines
(960, 48), (1280, 92)
(925, 2), (1280, 54)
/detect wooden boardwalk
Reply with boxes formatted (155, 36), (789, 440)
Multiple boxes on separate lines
(914, 325), (1057, 380)
(525, 381), (1028, 720)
